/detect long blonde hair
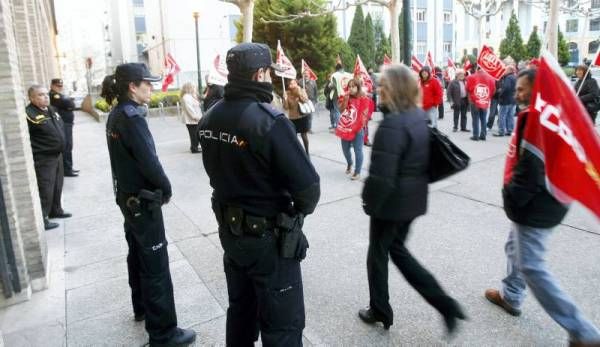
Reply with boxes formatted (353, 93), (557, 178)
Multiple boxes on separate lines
(180, 82), (196, 98)
(379, 64), (420, 113)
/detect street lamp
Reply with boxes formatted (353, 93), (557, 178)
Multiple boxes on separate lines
(193, 11), (203, 93)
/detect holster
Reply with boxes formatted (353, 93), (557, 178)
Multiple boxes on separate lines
(125, 189), (162, 220)
(276, 212), (304, 259)
(212, 198), (270, 237)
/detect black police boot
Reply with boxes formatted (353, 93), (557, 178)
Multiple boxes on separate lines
(149, 328), (196, 347)
(358, 307), (391, 330)
(44, 218), (59, 230)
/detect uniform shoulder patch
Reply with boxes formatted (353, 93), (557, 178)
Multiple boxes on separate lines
(123, 105), (140, 118)
(257, 102), (284, 119)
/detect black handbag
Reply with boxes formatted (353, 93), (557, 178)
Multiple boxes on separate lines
(428, 128), (470, 182)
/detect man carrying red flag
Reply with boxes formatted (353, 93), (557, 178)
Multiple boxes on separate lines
(485, 68), (600, 347)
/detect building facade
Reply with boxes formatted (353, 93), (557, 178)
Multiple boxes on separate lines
(559, 0), (600, 65)
(0, 0), (60, 306)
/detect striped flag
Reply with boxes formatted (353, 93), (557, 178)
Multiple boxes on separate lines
(301, 59), (318, 81)
(275, 40), (297, 79)
(426, 51), (434, 69)
(162, 53), (180, 92)
(383, 54), (392, 65)
(411, 55), (423, 73)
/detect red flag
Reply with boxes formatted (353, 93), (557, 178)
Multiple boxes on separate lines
(447, 57), (456, 69)
(504, 52), (600, 218)
(161, 53), (180, 92)
(411, 55), (423, 73)
(301, 59), (318, 81)
(275, 40), (297, 79)
(353, 55), (373, 93)
(426, 51), (434, 69)
(383, 54), (392, 65)
(477, 45), (507, 80)
(592, 49), (600, 66)
(463, 57), (473, 73)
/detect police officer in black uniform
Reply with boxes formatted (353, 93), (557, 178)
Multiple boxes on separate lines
(198, 42), (321, 346)
(104, 63), (196, 347)
(49, 78), (79, 177)
(26, 85), (72, 230)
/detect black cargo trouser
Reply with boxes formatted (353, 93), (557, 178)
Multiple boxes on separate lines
(117, 193), (177, 342)
(453, 99), (468, 130)
(219, 227), (305, 347)
(63, 122), (74, 173)
(186, 124), (199, 152)
(34, 153), (64, 217)
(367, 217), (456, 325)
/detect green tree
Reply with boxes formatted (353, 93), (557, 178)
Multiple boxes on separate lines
(374, 18), (391, 66)
(558, 28), (570, 66)
(347, 5), (368, 66)
(398, 5), (410, 62)
(364, 13), (376, 69)
(250, 0), (347, 82)
(525, 26), (541, 59)
(499, 11), (525, 63)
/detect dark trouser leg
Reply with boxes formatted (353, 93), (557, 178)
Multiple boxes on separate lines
(300, 133), (309, 155)
(471, 105), (479, 137)
(224, 255), (258, 347)
(453, 106), (460, 129)
(257, 257), (304, 347)
(487, 99), (498, 129)
(388, 220), (457, 316)
(460, 101), (468, 130)
(186, 124), (198, 151)
(479, 109), (488, 138)
(63, 122), (74, 173)
(34, 155), (59, 217)
(438, 102), (444, 119)
(125, 225), (145, 317)
(366, 217), (397, 324)
(50, 154), (64, 216)
(118, 201), (177, 342)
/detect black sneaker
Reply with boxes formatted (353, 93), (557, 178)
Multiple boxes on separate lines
(44, 218), (59, 230)
(469, 136), (479, 141)
(452, 128), (458, 132)
(149, 328), (196, 347)
(492, 133), (505, 137)
(460, 129), (470, 132)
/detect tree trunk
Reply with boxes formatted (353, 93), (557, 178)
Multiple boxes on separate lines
(241, 0), (254, 43)
(546, 0), (559, 58)
(389, 1), (400, 63)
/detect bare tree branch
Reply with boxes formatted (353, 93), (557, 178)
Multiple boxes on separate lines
(456, 0), (512, 19)
(259, 0), (390, 23)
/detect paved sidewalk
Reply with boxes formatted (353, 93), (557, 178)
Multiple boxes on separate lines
(1, 108), (599, 346)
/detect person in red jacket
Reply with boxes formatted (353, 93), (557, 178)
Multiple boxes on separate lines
(466, 66), (496, 141)
(419, 66), (443, 128)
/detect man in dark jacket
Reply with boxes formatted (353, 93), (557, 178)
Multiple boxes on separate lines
(49, 78), (79, 176)
(485, 69), (600, 346)
(26, 85), (71, 230)
(447, 69), (469, 132)
(493, 66), (517, 136)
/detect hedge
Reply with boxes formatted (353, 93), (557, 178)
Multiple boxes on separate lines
(94, 90), (181, 112)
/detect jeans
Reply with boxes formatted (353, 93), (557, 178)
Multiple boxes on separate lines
(341, 130), (364, 175)
(487, 98), (499, 129)
(329, 101), (340, 128)
(498, 104), (516, 135)
(453, 100), (468, 130)
(501, 223), (600, 342)
(471, 105), (488, 139)
(367, 217), (458, 325)
(426, 107), (438, 128)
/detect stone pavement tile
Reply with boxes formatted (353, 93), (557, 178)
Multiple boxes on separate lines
(308, 156), (364, 205)
(188, 316), (226, 346)
(66, 307), (148, 346)
(162, 203), (204, 242)
(62, 201), (122, 229)
(3, 322), (66, 347)
(67, 260), (224, 329)
(176, 236), (225, 285)
(172, 192), (219, 236)
(64, 237), (128, 268)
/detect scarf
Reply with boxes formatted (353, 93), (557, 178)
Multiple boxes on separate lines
(224, 76), (273, 103)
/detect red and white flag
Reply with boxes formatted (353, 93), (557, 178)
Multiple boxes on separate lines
(162, 53), (180, 92)
(383, 54), (392, 66)
(275, 40), (297, 79)
(477, 45), (506, 80)
(463, 57), (473, 73)
(353, 55), (373, 93)
(447, 57), (456, 69)
(504, 52), (600, 219)
(426, 51), (435, 69)
(411, 55), (423, 73)
(593, 48), (600, 66)
(207, 53), (229, 86)
(301, 59), (318, 81)
(447, 57), (457, 80)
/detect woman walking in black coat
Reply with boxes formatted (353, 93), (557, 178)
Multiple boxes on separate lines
(574, 64), (600, 124)
(358, 64), (466, 337)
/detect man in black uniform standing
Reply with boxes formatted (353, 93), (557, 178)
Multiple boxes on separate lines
(49, 78), (79, 177)
(105, 63), (195, 347)
(198, 43), (321, 347)
(26, 85), (72, 230)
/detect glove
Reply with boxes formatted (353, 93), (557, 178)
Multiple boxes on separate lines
(295, 232), (309, 261)
(162, 194), (171, 205)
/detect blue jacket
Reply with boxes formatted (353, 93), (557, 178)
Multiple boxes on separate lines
(497, 74), (517, 106)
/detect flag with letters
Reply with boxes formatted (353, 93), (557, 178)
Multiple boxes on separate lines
(275, 40), (297, 79)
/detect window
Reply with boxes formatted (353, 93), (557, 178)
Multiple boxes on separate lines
(593, 0), (600, 9)
(566, 19), (578, 32)
(589, 40), (600, 54)
(416, 41), (427, 56)
(443, 42), (452, 56)
(132, 0), (144, 7)
(590, 18), (600, 31)
(134, 16), (146, 33)
(416, 9), (426, 22)
(443, 11), (452, 23)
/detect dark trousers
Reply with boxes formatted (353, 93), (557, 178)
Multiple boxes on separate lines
(367, 217), (456, 324)
(186, 124), (199, 152)
(438, 101), (445, 119)
(453, 100), (468, 130)
(471, 105), (488, 139)
(486, 99), (499, 129)
(63, 122), (74, 173)
(34, 153), (64, 217)
(117, 195), (178, 342)
(219, 229), (304, 347)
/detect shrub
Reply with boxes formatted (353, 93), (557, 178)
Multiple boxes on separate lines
(149, 91), (180, 108)
(94, 98), (111, 112)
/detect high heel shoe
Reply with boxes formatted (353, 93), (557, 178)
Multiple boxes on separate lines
(358, 307), (391, 330)
(443, 303), (468, 338)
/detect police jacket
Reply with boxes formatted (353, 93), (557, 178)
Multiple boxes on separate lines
(198, 95), (320, 218)
(106, 100), (172, 199)
(49, 90), (75, 123)
(502, 111), (568, 228)
(362, 108), (429, 221)
(26, 104), (66, 157)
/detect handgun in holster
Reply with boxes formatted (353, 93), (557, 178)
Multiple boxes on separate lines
(127, 189), (162, 219)
(276, 212), (304, 259)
